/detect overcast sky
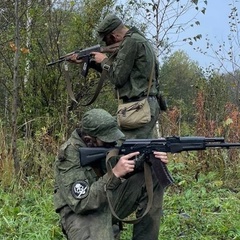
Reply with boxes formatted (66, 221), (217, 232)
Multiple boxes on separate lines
(176, 0), (237, 72)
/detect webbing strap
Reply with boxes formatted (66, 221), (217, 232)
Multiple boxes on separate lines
(63, 51), (117, 106)
(105, 150), (153, 224)
(63, 62), (78, 103)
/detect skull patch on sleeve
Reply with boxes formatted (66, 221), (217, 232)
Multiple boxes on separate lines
(71, 180), (89, 199)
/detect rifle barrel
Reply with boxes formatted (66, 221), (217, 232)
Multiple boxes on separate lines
(206, 143), (240, 148)
(205, 137), (225, 142)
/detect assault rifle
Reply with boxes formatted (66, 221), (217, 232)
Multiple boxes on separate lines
(79, 136), (240, 188)
(46, 42), (120, 77)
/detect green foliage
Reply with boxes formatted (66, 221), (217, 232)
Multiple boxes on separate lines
(0, 2), (239, 239)
(159, 165), (240, 239)
(224, 70), (240, 106)
(204, 73), (230, 123)
(1, 158), (239, 240)
(0, 0), (118, 144)
(159, 50), (203, 122)
(0, 180), (64, 240)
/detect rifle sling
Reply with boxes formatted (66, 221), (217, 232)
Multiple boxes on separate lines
(105, 149), (153, 224)
(63, 62), (78, 103)
(80, 64), (108, 106)
(63, 52), (117, 106)
(81, 52), (117, 106)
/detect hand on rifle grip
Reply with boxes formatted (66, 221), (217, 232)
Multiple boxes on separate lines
(67, 53), (83, 64)
(112, 152), (139, 178)
(91, 52), (108, 64)
(153, 151), (168, 164)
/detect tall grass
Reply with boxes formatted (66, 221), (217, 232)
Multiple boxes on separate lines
(0, 97), (240, 239)
(1, 160), (239, 240)
(0, 179), (64, 240)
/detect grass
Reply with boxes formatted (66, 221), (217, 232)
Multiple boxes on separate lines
(158, 172), (240, 240)
(120, 165), (240, 240)
(0, 179), (64, 240)
(0, 158), (239, 240)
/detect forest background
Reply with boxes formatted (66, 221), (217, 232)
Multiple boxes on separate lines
(0, 0), (239, 239)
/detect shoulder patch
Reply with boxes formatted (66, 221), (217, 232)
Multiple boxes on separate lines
(71, 180), (89, 200)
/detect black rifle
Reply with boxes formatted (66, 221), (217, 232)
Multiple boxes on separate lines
(79, 136), (240, 188)
(46, 42), (120, 77)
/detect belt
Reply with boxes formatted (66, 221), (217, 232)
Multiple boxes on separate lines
(121, 95), (156, 103)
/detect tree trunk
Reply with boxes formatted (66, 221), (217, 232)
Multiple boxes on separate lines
(12, 0), (20, 175)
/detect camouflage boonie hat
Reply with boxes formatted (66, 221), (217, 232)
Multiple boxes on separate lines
(82, 108), (124, 143)
(97, 14), (122, 40)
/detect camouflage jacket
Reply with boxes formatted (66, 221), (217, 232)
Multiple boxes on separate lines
(104, 27), (159, 99)
(53, 129), (121, 213)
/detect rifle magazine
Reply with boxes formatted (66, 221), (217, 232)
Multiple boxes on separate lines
(150, 155), (174, 189)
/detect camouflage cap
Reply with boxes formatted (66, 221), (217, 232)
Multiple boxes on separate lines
(97, 14), (122, 40)
(81, 108), (124, 143)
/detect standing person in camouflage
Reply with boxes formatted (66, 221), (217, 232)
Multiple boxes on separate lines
(68, 14), (160, 139)
(54, 108), (168, 240)
(91, 14), (160, 139)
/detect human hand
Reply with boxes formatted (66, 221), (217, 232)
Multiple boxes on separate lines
(112, 152), (139, 178)
(153, 151), (168, 164)
(91, 52), (108, 64)
(67, 53), (83, 64)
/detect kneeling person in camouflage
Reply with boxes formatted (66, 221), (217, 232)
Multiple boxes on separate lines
(54, 108), (168, 240)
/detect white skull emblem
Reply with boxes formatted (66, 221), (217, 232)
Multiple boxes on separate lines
(72, 181), (89, 199)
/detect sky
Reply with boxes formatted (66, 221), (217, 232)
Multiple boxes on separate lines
(174, 0), (237, 72)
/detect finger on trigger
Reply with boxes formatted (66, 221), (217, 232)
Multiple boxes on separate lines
(126, 151), (139, 159)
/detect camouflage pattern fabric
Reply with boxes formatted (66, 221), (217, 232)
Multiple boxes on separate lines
(108, 26), (159, 99)
(81, 108), (125, 142)
(97, 14), (122, 40)
(54, 129), (164, 240)
(107, 26), (160, 139)
(54, 129), (120, 239)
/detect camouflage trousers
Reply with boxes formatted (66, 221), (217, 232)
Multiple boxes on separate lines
(59, 171), (164, 240)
